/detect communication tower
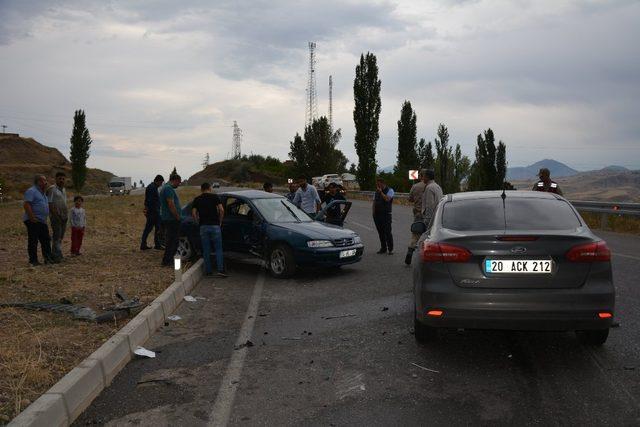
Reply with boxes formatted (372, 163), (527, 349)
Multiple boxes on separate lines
(328, 75), (333, 132)
(232, 121), (242, 159)
(305, 42), (318, 128)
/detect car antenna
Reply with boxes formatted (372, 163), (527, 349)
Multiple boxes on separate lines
(501, 181), (507, 200)
(501, 181), (507, 230)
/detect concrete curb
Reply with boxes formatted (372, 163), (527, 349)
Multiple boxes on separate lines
(9, 259), (204, 427)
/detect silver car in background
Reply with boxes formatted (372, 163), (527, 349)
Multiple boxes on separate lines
(412, 191), (615, 345)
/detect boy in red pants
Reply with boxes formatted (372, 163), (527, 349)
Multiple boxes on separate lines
(70, 196), (86, 255)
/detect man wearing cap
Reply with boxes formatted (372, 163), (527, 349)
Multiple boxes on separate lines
(405, 169), (428, 265)
(532, 168), (563, 195)
(141, 174), (164, 250)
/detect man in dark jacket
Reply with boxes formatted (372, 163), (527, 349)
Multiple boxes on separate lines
(532, 168), (563, 195)
(140, 174), (164, 250)
(372, 177), (395, 255)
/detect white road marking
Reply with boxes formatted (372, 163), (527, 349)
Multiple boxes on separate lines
(208, 269), (266, 427)
(613, 252), (640, 261)
(348, 220), (375, 232)
(335, 372), (366, 400)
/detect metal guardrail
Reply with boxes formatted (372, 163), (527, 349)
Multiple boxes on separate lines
(345, 190), (640, 230)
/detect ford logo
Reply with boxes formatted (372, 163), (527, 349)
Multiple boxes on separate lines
(510, 246), (527, 254)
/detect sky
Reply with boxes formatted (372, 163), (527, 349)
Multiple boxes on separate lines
(1, 0), (639, 183)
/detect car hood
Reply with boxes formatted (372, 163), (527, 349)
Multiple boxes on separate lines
(271, 221), (358, 240)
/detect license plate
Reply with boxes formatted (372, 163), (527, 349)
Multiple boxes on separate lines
(340, 249), (357, 258)
(485, 259), (552, 274)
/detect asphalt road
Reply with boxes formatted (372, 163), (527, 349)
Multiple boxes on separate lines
(76, 197), (640, 426)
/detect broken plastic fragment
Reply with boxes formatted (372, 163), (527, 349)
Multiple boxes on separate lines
(183, 296), (197, 302)
(167, 315), (182, 321)
(134, 346), (156, 358)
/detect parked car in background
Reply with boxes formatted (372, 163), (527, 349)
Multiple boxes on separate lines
(412, 191), (615, 345)
(319, 174), (343, 189)
(108, 177), (132, 195)
(312, 176), (323, 189)
(212, 182), (221, 188)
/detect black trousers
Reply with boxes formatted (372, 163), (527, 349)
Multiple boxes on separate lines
(141, 211), (161, 249)
(24, 220), (52, 263)
(161, 220), (180, 265)
(373, 213), (393, 252)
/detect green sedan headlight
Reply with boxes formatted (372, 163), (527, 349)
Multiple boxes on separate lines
(353, 235), (361, 244)
(307, 240), (334, 248)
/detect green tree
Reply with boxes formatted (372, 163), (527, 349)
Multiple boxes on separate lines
(394, 100), (418, 179)
(69, 110), (92, 191)
(353, 52), (381, 190)
(417, 138), (435, 170)
(467, 128), (510, 191)
(348, 163), (357, 174)
(170, 166), (177, 177)
(289, 117), (347, 178)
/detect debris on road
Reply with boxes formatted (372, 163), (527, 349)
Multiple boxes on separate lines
(282, 336), (302, 340)
(411, 362), (439, 373)
(134, 346), (156, 358)
(323, 314), (356, 320)
(183, 295), (197, 302)
(235, 340), (254, 350)
(167, 315), (182, 321)
(381, 307), (389, 311)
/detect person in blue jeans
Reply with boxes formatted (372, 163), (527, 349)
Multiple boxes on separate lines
(191, 182), (227, 277)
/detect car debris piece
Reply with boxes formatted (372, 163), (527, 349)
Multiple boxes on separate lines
(167, 315), (182, 321)
(323, 314), (356, 320)
(134, 346), (156, 358)
(410, 362), (439, 373)
(1, 302), (97, 321)
(183, 295), (197, 302)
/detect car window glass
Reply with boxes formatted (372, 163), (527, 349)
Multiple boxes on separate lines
(506, 198), (581, 230)
(442, 199), (505, 231)
(442, 197), (582, 231)
(226, 198), (254, 220)
(253, 198), (313, 223)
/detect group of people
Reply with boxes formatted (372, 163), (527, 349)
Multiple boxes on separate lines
(22, 172), (86, 266)
(140, 173), (228, 278)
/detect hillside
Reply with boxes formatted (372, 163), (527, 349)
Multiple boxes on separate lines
(508, 159), (579, 181)
(187, 156), (288, 186)
(0, 134), (114, 200)
(511, 169), (640, 202)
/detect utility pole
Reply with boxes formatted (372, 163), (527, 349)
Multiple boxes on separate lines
(328, 75), (333, 132)
(232, 121), (242, 159)
(305, 42), (318, 128)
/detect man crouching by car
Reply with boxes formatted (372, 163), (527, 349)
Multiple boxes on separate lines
(192, 182), (228, 277)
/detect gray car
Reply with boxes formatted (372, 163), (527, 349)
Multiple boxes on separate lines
(412, 191), (615, 345)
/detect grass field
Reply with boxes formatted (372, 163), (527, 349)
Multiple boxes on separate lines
(0, 187), (199, 422)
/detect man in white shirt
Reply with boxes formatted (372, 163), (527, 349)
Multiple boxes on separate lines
(292, 175), (321, 218)
(47, 172), (68, 261)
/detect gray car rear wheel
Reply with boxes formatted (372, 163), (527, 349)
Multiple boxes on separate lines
(175, 236), (192, 261)
(576, 329), (609, 346)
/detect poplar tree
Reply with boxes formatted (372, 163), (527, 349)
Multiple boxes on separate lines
(395, 100), (418, 177)
(353, 52), (381, 190)
(69, 110), (92, 191)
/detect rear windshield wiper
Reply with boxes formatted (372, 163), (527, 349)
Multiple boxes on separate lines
(281, 200), (301, 222)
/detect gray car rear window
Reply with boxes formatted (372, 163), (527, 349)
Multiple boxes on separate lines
(442, 198), (582, 231)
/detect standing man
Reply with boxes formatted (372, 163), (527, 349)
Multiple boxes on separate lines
(47, 172), (68, 262)
(323, 183), (349, 226)
(532, 168), (563, 195)
(421, 169), (444, 227)
(23, 175), (54, 265)
(405, 169), (428, 264)
(372, 177), (394, 255)
(192, 182), (227, 277)
(293, 175), (321, 218)
(141, 174), (164, 250)
(160, 173), (182, 267)
(284, 182), (298, 202)
(263, 182), (274, 193)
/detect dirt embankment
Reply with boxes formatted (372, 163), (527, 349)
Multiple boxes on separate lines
(0, 134), (114, 200)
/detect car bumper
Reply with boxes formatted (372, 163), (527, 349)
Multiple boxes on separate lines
(415, 279), (615, 331)
(295, 244), (364, 266)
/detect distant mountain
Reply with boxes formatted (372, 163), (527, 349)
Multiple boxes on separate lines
(507, 159), (579, 181)
(600, 165), (629, 172)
